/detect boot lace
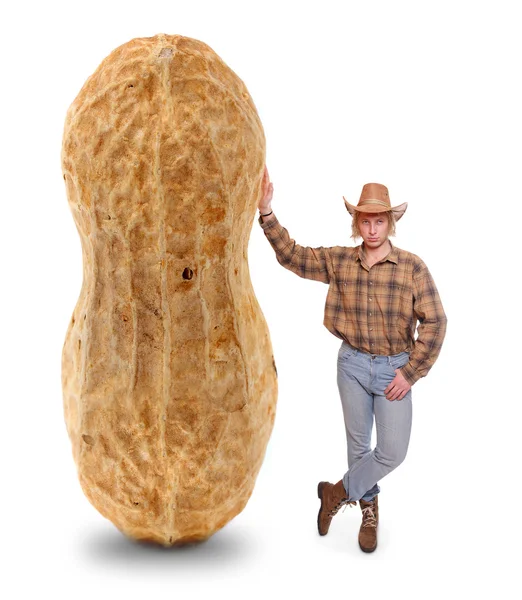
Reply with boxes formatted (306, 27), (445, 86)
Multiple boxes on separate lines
(361, 505), (377, 528)
(329, 499), (356, 517)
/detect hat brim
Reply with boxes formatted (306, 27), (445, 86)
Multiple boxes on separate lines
(343, 197), (408, 221)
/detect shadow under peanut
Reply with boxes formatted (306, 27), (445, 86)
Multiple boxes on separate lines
(78, 520), (259, 572)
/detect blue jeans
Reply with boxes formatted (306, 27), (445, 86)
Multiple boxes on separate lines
(337, 341), (413, 502)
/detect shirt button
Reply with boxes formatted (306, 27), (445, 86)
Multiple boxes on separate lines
(369, 312), (372, 316)
(369, 298), (373, 301)
(369, 328), (373, 331)
(369, 281), (373, 285)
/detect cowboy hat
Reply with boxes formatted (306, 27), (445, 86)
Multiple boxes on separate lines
(343, 182), (408, 221)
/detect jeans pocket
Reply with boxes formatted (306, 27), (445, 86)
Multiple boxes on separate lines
(338, 344), (357, 362)
(389, 354), (410, 371)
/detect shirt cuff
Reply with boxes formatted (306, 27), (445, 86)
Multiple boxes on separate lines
(258, 213), (278, 229)
(400, 363), (421, 386)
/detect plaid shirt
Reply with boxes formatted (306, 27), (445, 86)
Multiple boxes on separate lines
(258, 212), (447, 385)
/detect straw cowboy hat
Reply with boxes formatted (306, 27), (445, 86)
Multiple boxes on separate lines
(343, 183), (408, 221)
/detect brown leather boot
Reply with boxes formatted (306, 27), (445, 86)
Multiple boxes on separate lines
(358, 495), (379, 552)
(317, 479), (356, 535)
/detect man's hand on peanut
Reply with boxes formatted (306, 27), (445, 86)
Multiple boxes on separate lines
(259, 164), (273, 213)
(384, 369), (412, 401)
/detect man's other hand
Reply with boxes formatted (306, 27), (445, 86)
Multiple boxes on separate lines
(384, 369), (412, 401)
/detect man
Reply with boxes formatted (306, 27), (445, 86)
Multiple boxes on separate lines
(257, 165), (447, 552)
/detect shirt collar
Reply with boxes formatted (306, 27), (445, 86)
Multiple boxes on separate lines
(356, 240), (398, 265)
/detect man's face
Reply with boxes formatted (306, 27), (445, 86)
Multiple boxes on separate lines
(358, 212), (390, 250)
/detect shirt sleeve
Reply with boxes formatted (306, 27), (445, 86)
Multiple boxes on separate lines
(400, 263), (448, 386)
(258, 212), (331, 284)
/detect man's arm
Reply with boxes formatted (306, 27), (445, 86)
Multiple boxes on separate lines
(400, 263), (448, 386)
(258, 211), (331, 284)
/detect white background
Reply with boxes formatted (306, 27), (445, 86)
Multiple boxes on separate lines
(2, 0), (520, 597)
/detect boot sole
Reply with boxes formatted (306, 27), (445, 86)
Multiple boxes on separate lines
(317, 482), (328, 536)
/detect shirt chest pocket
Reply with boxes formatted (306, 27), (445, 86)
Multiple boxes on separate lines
(391, 280), (415, 333)
(337, 281), (360, 322)
(336, 263), (360, 291)
(336, 265), (363, 317)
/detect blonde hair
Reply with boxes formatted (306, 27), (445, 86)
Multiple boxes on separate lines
(351, 211), (396, 241)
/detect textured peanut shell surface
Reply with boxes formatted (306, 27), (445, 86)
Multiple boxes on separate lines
(61, 33), (277, 546)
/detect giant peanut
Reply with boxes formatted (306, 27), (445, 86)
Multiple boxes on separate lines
(61, 33), (278, 546)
